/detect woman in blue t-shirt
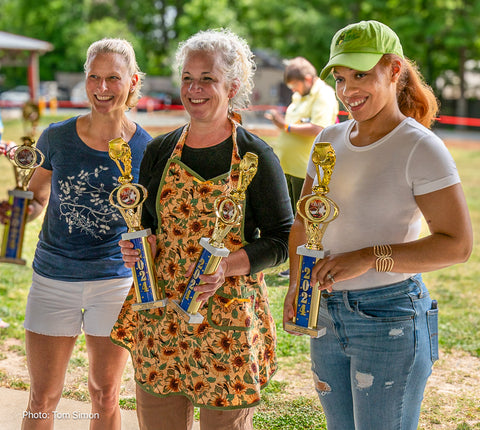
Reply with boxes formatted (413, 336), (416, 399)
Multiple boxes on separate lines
(7, 39), (150, 429)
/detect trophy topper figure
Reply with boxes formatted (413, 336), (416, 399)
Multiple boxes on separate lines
(108, 138), (166, 311)
(172, 152), (258, 324)
(298, 142), (339, 250)
(209, 152), (258, 248)
(22, 101), (41, 139)
(285, 142), (339, 337)
(0, 136), (44, 265)
(108, 138), (144, 230)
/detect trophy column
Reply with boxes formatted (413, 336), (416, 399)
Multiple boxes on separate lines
(171, 152), (259, 324)
(108, 138), (166, 311)
(285, 142), (339, 338)
(173, 237), (230, 324)
(0, 137), (44, 265)
(1, 190), (34, 264)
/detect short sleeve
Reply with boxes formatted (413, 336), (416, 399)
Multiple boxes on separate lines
(36, 126), (53, 171)
(407, 135), (460, 196)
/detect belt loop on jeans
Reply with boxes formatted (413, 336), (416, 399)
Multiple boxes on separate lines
(342, 291), (354, 312)
(411, 274), (425, 298)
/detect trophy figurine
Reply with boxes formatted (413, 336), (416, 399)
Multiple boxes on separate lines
(108, 138), (166, 311)
(1, 136), (44, 265)
(171, 152), (258, 324)
(285, 142), (339, 337)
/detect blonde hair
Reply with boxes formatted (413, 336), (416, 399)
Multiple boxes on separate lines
(84, 38), (145, 109)
(382, 54), (438, 129)
(174, 28), (256, 110)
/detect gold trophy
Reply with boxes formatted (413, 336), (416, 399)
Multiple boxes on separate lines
(1, 136), (44, 265)
(285, 142), (339, 337)
(171, 152), (258, 324)
(108, 138), (166, 311)
(22, 101), (40, 139)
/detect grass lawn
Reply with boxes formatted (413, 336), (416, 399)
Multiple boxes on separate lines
(0, 113), (479, 429)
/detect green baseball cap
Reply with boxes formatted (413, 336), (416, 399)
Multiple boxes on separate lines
(320, 20), (404, 80)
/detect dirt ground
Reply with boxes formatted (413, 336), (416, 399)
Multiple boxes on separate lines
(1, 338), (479, 429)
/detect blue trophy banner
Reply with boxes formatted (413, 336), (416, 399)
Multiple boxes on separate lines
(294, 255), (317, 328)
(179, 247), (211, 311)
(121, 229), (166, 311)
(131, 236), (155, 303)
(173, 237), (229, 324)
(1, 190), (33, 265)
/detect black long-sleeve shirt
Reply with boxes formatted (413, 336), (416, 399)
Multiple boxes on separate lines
(139, 125), (293, 274)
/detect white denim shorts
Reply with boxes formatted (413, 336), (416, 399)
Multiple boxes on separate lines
(24, 271), (132, 337)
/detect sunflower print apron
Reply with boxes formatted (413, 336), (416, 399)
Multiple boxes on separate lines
(111, 121), (277, 409)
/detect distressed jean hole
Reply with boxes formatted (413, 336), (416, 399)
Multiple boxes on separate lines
(313, 372), (332, 393)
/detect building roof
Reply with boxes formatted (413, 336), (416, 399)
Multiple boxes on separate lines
(0, 31), (53, 53)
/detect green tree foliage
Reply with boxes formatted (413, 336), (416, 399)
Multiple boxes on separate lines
(110, 0), (186, 75)
(64, 18), (144, 74)
(0, 0), (88, 78)
(0, 0), (479, 102)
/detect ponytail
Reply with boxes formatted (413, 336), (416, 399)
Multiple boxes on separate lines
(383, 55), (439, 129)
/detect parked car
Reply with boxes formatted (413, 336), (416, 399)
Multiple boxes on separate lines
(136, 91), (182, 111)
(0, 85), (31, 105)
(70, 81), (88, 105)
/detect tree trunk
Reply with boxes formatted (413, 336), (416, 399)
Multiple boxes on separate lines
(456, 46), (467, 130)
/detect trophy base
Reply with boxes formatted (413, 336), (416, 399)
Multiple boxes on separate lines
(284, 321), (326, 338)
(297, 244), (330, 259)
(199, 237), (230, 257)
(0, 256), (26, 265)
(122, 228), (152, 240)
(131, 299), (167, 311)
(171, 299), (204, 324)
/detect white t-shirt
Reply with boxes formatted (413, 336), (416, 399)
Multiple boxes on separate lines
(306, 117), (460, 290)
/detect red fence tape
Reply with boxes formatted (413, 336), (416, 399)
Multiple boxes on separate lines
(435, 115), (480, 127)
(338, 111), (480, 127)
(1, 101), (480, 127)
(248, 107), (480, 127)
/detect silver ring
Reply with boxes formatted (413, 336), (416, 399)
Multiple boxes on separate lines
(327, 273), (335, 283)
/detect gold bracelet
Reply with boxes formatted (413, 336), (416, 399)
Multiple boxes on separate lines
(373, 244), (394, 272)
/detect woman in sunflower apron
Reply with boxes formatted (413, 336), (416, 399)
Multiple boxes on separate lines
(111, 29), (293, 430)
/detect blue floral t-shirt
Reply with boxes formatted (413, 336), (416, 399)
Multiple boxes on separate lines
(33, 116), (151, 281)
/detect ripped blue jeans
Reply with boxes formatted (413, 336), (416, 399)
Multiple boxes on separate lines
(310, 274), (438, 430)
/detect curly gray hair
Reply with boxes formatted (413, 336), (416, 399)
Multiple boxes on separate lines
(174, 29), (256, 110)
(84, 38), (145, 109)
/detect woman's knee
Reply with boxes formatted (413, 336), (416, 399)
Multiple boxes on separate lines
(88, 382), (120, 412)
(28, 387), (63, 412)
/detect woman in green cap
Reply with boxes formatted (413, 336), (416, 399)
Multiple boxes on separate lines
(283, 20), (472, 429)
